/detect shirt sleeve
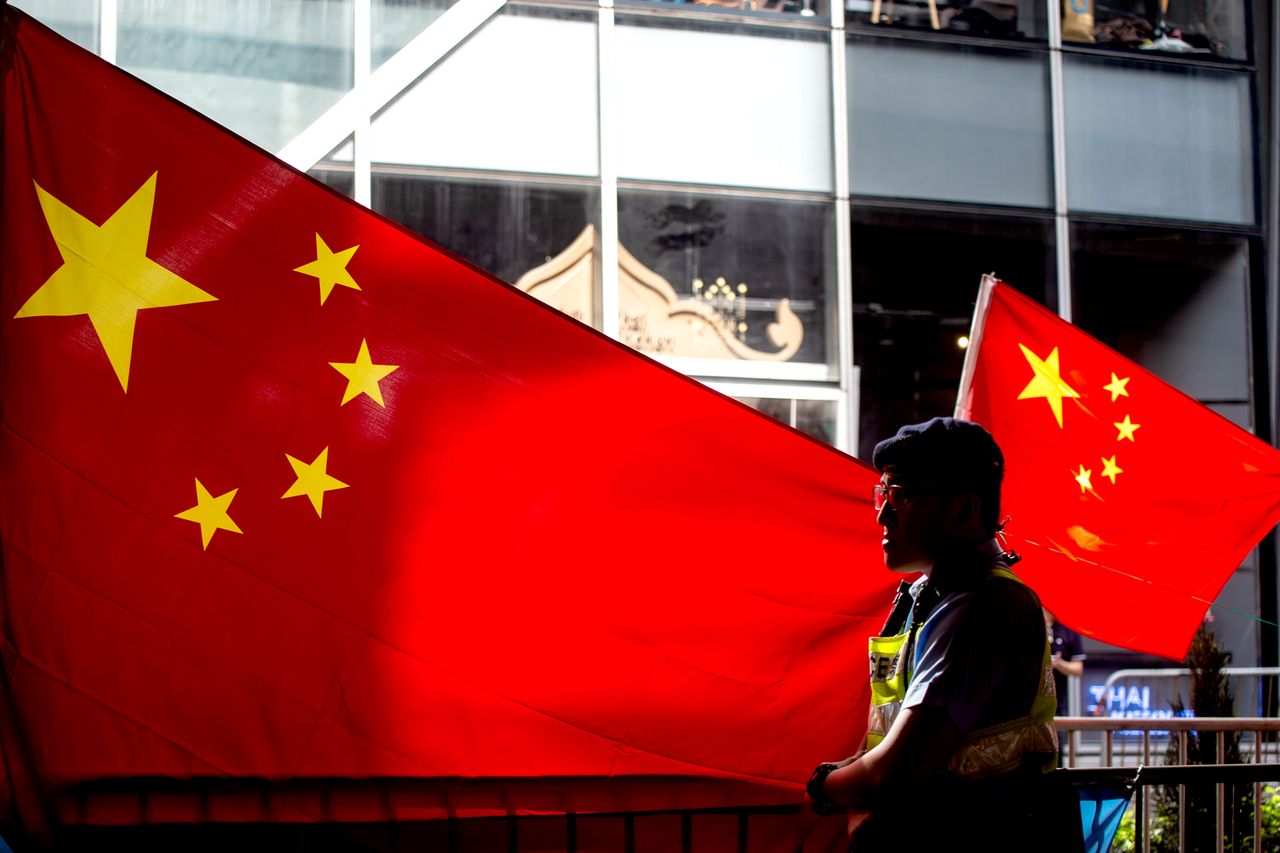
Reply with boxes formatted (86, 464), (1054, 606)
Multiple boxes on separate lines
(1063, 627), (1085, 661)
(900, 592), (1002, 734)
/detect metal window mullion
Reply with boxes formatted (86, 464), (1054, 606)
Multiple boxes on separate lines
(277, 0), (505, 171)
(597, 0), (619, 339)
(702, 381), (846, 401)
(99, 0), (118, 64)
(354, 0), (372, 206)
(831, 13), (854, 455)
(1271, 0), (1280, 452)
(1046, 0), (1071, 322)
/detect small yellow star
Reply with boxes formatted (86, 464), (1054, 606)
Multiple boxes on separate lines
(293, 234), (360, 305)
(175, 478), (242, 550)
(1103, 373), (1130, 402)
(282, 447), (349, 517)
(329, 339), (399, 406)
(1114, 415), (1141, 442)
(15, 173), (216, 391)
(1017, 344), (1081, 428)
(1100, 455), (1123, 485)
(1074, 465), (1093, 493)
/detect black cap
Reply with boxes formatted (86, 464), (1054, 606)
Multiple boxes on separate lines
(872, 417), (1003, 492)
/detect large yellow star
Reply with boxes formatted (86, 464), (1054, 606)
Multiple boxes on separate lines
(1017, 344), (1080, 428)
(15, 174), (216, 392)
(329, 339), (399, 406)
(282, 446), (349, 517)
(1103, 373), (1130, 402)
(1114, 415), (1141, 442)
(1100, 455), (1123, 485)
(1074, 464), (1093, 493)
(293, 234), (360, 305)
(175, 478), (242, 550)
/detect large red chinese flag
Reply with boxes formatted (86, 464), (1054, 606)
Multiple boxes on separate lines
(957, 277), (1280, 660)
(0, 8), (893, 828)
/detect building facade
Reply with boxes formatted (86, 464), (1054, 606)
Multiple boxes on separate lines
(14, 0), (1279, 694)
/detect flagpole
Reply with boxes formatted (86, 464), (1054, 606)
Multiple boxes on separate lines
(953, 273), (997, 420)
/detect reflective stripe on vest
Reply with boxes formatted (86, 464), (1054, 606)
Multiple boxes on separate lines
(862, 566), (1059, 777)
(865, 630), (913, 749)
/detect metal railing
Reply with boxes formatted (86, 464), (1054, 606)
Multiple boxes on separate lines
(1057, 716), (1280, 853)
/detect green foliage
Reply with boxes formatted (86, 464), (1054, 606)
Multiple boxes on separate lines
(1114, 787), (1280, 853)
(1112, 805), (1169, 853)
(1110, 623), (1280, 853)
(1081, 624), (1278, 853)
(1112, 807), (1135, 853)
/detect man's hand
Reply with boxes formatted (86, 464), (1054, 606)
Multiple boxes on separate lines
(804, 754), (863, 815)
(1052, 652), (1083, 678)
(822, 707), (960, 811)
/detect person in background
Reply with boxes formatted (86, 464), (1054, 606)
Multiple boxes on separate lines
(1044, 607), (1085, 716)
(1044, 607), (1086, 758)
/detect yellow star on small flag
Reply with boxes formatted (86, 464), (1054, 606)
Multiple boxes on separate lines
(293, 234), (360, 305)
(1017, 344), (1081, 428)
(1100, 455), (1123, 485)
(282, 446), (349, 517)
(330, 339), (399, 406)
(175, 478), (242, 550)
(1074, 464), (1093, 493)
(1114, 415), (1141, 442)
(15, 173), (216, 392)
(1103, 373), (1130, 402)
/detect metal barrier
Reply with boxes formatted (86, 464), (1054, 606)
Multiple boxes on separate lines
(1057, 716), (1280, 853)
(48, 721), (1280, 852)
(1102, 668), (1280, 696)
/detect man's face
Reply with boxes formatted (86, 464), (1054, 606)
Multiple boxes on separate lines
(876, 467), (946, 572)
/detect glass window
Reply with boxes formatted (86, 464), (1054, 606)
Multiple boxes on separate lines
(616, 18), (832, 193)
(846, 0), (1046, 40)
(616, 0), (828, 20)
(372, 173), (600, 323)
(1061, 0), (1249, 62)
(11, 0), (99, 51)
(1209, 566), (1259, 668)
(852, 205), (1055, 460)
(847, 39), (1052, 209)
(733, 397), (838, 445)
(1063, 56), (1254, 225)
(371, 6), (598, 178)
(309, 168), (355, 199)
(619, 189), (835, 366)
(1070, 223), (1253, 404)
(1072, 225), (1260, 672)
(372, 0), (458, 70)
(1208, 402), (1252, 432)
(115, 0), (354, 155)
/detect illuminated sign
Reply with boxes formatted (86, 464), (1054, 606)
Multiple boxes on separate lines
(1086, 683), (1194, 736)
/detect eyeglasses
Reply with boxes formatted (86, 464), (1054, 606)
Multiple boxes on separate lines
(872, 484), (908, 512)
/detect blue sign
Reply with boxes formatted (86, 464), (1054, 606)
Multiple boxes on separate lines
(1086, 683), (1194, 736)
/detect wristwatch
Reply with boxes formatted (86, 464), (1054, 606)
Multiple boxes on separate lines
(805, 762), (842, 816)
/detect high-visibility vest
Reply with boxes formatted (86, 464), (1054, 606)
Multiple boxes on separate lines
(865, 566), (1058, 780)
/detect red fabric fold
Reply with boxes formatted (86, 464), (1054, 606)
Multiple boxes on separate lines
(0, 7), (892, 826)
(957, 278), (1280, 659)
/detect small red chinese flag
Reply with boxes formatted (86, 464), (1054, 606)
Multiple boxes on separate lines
(957, 277), (1280, 660)
(0, 8), (893, 828)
